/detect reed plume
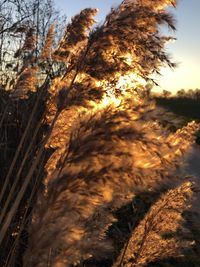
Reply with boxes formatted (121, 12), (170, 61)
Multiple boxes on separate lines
(43, 0), (179, 179)
(24, 95), (200, 266)
(53, 8), (98, 62)
(11, 66), (38, 99)
(82, 0), (177, 85)
(40, 24), (55, 60)
(14, 27), (36, 59)
(1, 0), (198, 267)
(22, 1), (200, 266)
(113, 181), (196, 267)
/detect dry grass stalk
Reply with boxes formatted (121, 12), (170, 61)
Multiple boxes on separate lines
(40, 24), (55, 60)
(83, 0), (177, 85)
(23, 95), (199, 266)
(1, 1), (200, 267)
(41, 0), (180, 181)
(14, 27), (36, 59)
(11, 66), (38, 99)
(53, 8), (98, 62)
(22, 1), (200, 265)
(21, 28), (36, 52)
(113, 181), (196, 267)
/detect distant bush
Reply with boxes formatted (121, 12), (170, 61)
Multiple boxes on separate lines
(155, 96), (200, 122)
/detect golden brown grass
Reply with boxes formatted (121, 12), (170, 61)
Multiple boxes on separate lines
(0, 0), (200, 266)
(113, 181), (196, 267)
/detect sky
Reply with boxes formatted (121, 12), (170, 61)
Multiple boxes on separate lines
(55, 0), (200, 93)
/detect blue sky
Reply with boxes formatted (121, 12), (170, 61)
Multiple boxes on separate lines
(55, 0), (200, 93)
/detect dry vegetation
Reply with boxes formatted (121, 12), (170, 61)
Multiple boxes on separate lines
(0, 0), (200, 266)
